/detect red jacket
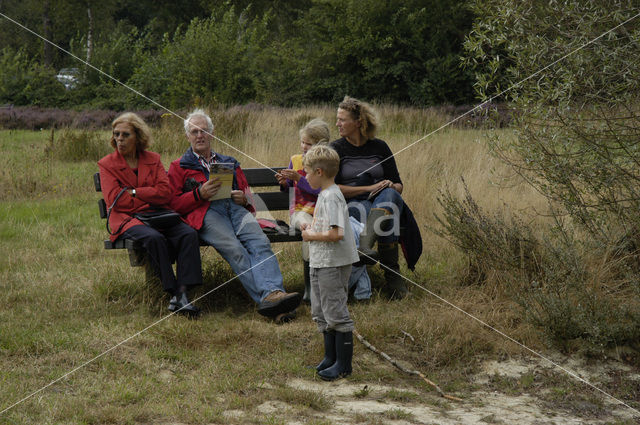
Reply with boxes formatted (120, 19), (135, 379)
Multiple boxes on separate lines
(167, 149), (254, 231)
(98, 150), (173, 242)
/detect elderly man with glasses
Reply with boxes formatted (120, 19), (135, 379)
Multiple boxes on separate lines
(167, 109), (301, 320)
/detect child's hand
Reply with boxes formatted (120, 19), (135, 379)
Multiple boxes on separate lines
(300, 222), (310, 231)
(275, 172), (288, 185)
(280, 169), (301, 182)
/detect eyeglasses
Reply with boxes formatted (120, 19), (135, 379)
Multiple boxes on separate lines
(189, 128), (210, 136)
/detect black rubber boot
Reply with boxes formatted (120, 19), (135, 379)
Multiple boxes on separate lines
(378, 242), (408, 300)
(316, 330), (336, 371)
(357, 208), (389, 264)
(317, 331), (352, 381)
(303, 260), (311, 304)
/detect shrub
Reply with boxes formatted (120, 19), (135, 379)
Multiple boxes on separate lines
(434, 180), (640, 352)
(434, 179), (542, 285)
(128, 8), (269, 108)
(0, 47), (65, 107)
(464, 0), (640, 240)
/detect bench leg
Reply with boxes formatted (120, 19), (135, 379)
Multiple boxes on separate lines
(127, 248), (146, 267)
(144, 262), (160, 286)
(303, 260), (310, 304)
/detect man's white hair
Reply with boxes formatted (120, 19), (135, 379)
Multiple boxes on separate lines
(184, 109), (214, 135)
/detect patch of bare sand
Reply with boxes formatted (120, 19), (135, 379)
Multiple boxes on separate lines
(283, 356), (640, 424)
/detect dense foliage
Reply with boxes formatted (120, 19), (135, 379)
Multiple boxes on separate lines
(436, 0), (640, 350)
(464, 0), (640, 239)
(0, 0), (476, 108)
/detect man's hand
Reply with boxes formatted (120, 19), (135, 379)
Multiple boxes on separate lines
(199, 177), (222, 200)
(231, 190), (247, 206)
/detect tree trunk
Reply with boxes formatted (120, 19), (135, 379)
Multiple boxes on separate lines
(42, 0), (53, 66)
(86, 2), (93, 64)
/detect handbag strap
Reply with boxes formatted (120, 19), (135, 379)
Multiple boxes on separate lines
(106, 187), (133, 235)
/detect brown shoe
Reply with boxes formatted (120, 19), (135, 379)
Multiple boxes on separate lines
(257, 290), (302, 317)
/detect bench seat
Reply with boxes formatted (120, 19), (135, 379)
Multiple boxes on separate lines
(95, 167), (302, 266)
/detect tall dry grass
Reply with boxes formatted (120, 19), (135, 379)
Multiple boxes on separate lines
(148, 104), (548, 261)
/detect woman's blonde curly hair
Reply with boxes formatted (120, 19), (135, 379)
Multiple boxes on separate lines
(338, 96), (378, 140)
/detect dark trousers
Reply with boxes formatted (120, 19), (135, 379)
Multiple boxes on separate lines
(121, 223), (202, 294)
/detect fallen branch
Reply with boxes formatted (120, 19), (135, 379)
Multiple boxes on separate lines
(353, 329), (463, 402)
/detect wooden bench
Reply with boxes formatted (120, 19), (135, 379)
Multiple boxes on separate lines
(93, 167), (301, 268)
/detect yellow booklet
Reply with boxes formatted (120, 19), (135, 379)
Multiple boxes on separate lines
(209, 163), (234, 201)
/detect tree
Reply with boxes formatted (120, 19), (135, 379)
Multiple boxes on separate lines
(127, 6), (269, 108)
(288, 0), (476, 105)
(464, 0), (640, 240)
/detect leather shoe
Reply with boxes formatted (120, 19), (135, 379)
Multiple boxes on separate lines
(168, 295), (179, 312)
(171, 292), (200, 317)
(257, 291), (302, 317)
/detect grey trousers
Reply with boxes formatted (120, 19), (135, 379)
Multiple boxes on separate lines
(310, 264), (354, 333)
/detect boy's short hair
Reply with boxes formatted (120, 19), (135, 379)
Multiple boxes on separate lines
(303, 144), (340, 178)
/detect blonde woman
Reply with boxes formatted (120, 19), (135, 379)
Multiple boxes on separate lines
(331, 96), (422, 300)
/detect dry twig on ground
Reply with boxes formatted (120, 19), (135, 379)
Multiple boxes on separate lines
(354, 329), (463, 402)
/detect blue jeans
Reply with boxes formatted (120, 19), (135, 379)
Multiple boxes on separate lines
(348, 216), (371, 300)
(199, 199), (284, 303)
(347, 188), (404, 243)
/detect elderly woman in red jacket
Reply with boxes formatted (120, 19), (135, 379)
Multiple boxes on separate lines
(98, 112), (202, 315)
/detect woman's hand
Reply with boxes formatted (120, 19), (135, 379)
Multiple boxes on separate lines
(199, 177), (222, 200)
(368, 180), (391, 194)
(279, 168), (301, 182)
(231, 190), (247, 206)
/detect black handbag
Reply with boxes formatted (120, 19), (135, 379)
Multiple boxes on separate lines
(106, 187), (181, 233)
(134, 208), (181, 229)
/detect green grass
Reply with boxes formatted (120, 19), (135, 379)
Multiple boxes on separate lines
(1, 121), (637, 424)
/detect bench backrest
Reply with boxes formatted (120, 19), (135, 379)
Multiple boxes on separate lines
(94, 167), (288, 218)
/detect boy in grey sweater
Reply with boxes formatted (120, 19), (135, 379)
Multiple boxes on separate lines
(301, 144), (359, 381)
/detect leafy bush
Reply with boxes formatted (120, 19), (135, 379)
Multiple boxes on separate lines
(0, 48), (66, 107)
(282, 0), (476, 105)
(128, 7), (269, 108)
(464, 0), (640, 240)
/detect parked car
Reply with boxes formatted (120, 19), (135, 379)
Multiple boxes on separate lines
(56, 68), (80, 90)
